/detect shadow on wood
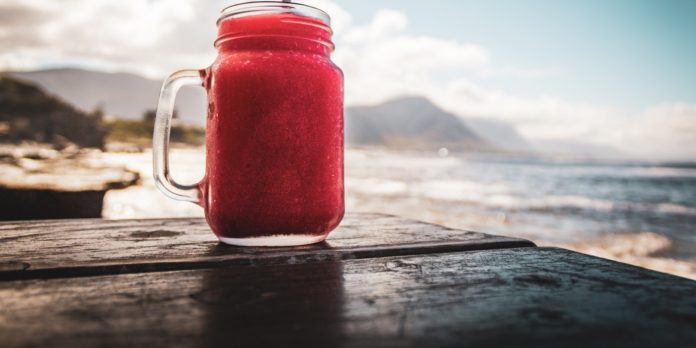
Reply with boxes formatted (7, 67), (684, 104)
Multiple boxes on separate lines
(1, 248), (695, 347)
(0, 188), (105, 220)
(193, 259), (345, 346)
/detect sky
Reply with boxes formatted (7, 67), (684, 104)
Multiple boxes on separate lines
(0, 0), (695, 160)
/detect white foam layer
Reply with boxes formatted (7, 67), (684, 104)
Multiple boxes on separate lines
(217, 233), (328, 247)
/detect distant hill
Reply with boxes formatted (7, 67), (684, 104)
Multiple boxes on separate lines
(465, 118), (535, 152)
(9, 68), (206, 123)
(0, 75), (107, 148)
(346, 96), (495, 151)
(10, 68), (542, 154)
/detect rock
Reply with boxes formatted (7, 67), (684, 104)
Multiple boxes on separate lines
(0, 145), (139, 220)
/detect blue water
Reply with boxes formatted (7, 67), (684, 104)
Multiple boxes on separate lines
(461, 156), (696, 258)
(346, 150), (696, 262)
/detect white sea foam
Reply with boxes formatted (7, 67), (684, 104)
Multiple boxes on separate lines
(656, 203), (696, 216)
(629, 166), (696, 178)
(558, 232), (696, 280)
(529, 195), (615, 211)
(414, 180), (512, 202)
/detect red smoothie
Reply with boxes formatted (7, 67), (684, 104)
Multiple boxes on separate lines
(200, 11), (344, 245)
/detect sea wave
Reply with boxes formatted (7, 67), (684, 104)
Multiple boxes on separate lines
(415, 180), (512, 201)
(347, 177), (696, 217)
(525, 195), (615, 212)
(487, 195), (696, 216)
(557, 232), (696, 280)
(656, 203), (696, 215)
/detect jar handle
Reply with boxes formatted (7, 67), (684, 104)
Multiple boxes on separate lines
(152, 69), (205, 205)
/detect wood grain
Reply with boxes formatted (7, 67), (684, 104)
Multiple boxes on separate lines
(0, 213), (534, 280)
(1, 247), (694, 348)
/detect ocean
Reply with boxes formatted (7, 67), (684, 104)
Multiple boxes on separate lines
(99, 147), (696, 279)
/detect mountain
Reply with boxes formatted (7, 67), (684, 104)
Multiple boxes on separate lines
(346, 96), (494, 151)
(9, 68), (527, 153)
(465, 118), (535, 152)
(0, 75), (107, 148)
(9, 68), (206, 123)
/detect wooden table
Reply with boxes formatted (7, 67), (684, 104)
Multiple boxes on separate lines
(1, 213), (695, 347)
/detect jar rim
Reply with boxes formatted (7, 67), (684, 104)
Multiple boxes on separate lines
(218, 1), (331, 26)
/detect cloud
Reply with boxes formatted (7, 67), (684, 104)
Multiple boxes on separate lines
(324, 7), (626, 150)
(0, 0), (693, 159)
(343, 9), (408, 43)
(433, 81), (696, 160)
(0, 0), (350, 77)
(620, 104), (696, 159)
(329, 8), (491, 108)
(322, 4), (696, 160)
(0, 0), (218, 77)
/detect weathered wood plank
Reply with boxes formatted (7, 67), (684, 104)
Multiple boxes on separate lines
(0, 213), (533, 280)
(1, 248), (694, 348)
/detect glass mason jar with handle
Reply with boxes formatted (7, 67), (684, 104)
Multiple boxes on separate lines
(153, 1), (344, 247)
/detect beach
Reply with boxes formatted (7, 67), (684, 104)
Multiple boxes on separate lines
(98, 147), (696, 280)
